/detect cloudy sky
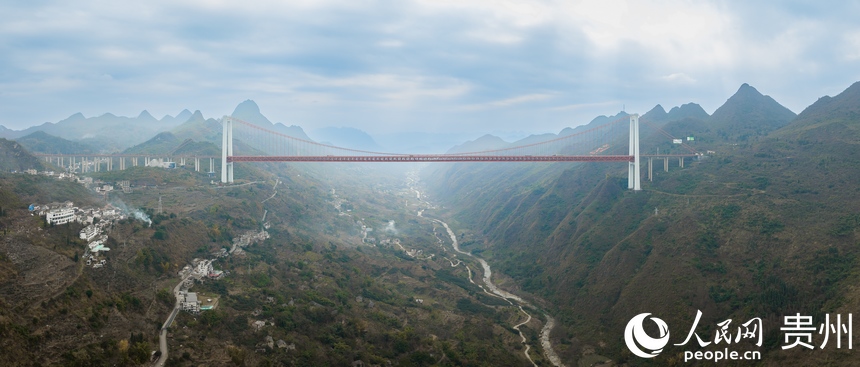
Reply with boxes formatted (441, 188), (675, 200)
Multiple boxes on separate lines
(2, 0), (859, 135)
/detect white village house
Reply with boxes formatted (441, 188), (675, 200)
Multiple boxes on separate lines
(46, 208), (76, 225)
(80, 225), (99, 241)
(179, 291), (200, 313)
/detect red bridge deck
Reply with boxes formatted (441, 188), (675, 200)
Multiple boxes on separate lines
(227, 155), (635, 163)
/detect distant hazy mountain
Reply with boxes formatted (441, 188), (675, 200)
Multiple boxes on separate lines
(231, 100), (275, 127)
(159, 109), (194, 127)
(170, 140), (220, 156)
(375, 132), (483, 154)
(123, 132), (181, 155)
(443, 111), (639, 156)
(230, 100), (313, 141)
(167, 110), (226, 156)
(0, 109), (193, 152)
(436, 92), (744, 154)
(310, 127), (382, 151)
(508, 133), (559, 148)
(559, 111), (631, 137)
(171, 110), (222, 143)
(15, 131), (97, 155)
(446, 134), (510, 154)
(458, 111), (635, 156)
(440, 90), (762, 158)
(123, 130), (220, 157)
(707, 83), (797, 141)
(0, 100), (319, 155)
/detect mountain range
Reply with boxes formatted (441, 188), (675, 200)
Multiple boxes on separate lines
(14, 131), (98, 155)
(447, 83), (797, 156)
(0, 110), (194, 151)
(231, 100), (313, 142)
(310, 127), (383, 151)
(0, 83), (841, 165)
(772, 80), (860, 143)
(422, 80), (860, 365)
(3, 80), (860, 365)
(1, 100), (320, 157)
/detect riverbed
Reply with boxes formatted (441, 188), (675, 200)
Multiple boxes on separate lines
(408, 176), (564, 367)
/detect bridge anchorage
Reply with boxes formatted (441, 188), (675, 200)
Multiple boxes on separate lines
(220, 114), (647, 190)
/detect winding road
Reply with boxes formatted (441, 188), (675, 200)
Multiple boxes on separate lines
(153, 272), (190, 367)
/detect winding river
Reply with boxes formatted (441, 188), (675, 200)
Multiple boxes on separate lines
(410, 179), (564, 367)
(432, 219), (564, 367)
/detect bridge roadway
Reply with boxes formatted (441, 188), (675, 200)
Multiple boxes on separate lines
(36, 154), (697, 160)
(35, 154), (219, 158)
(227, 155), (638, 163)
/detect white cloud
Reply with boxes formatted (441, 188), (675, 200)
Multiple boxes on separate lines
(414, 0), (553, 45)
(97, 47), (137, 61)
(660, 73), (696, 84)
(416, 0), (552, 28)
(555, 0), (736, 68)
(377, 40), (404, 48)
(732, 20), (824, 73)
(1, 0), (859, 133)
(462, 93), (553, 111)
(245, 72), (474, 108)
(466, 29), (524, 45)
(549, 100), (619, 111)
(843, 31), (860, 61)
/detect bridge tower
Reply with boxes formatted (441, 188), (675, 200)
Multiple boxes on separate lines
(628, 114), (641, 191)
(221, 116), (234, 183)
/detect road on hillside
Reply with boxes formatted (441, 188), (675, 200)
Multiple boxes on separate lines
(153, 273), (190, 367)
(154, 306), (178, 367)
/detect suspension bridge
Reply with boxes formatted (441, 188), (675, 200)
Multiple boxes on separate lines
(33, 113), (699, 191)
(221, 114), (700, 191)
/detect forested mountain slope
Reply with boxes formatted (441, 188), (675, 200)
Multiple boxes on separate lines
(424, 82), (860, 366)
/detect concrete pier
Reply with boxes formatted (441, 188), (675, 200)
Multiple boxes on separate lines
(648, 157), (653, 181)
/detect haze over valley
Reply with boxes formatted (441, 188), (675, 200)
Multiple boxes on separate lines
(1, 79), (860, 366)
(3, 1), (860, 366)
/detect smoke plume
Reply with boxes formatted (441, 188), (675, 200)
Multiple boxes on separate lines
(111, 199), (152, 227)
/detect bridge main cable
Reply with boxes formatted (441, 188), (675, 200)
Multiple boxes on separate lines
(450, 115), (631, 156)
(222, 114), (641, 190)
(227, 155), (634, 163)
(230, 117), (408, 156)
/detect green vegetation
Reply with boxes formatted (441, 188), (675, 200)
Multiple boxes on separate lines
(15, 131), (97, 155)
(4, 81), (860, 366)
(0, 139), (539, 366)
(425, 81), (860, 365)
(0, 138), (48, 172)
